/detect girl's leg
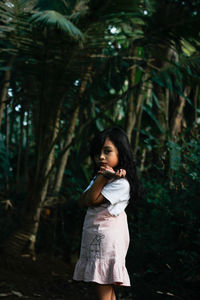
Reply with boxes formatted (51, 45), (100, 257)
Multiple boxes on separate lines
(111, 285), (116, 300)
(96, 284), (116, 300)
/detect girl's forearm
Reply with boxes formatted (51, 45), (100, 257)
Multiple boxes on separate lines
(78, 175), (108, 207)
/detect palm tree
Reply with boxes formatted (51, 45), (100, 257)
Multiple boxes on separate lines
(0, 0), (90, 257)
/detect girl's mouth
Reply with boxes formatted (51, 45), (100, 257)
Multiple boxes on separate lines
(99, 163), (107, 166)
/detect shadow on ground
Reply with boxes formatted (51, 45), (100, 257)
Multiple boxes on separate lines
(0, 255), (132, 300)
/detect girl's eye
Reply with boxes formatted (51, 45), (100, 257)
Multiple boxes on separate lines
(104, 150), (111, 154)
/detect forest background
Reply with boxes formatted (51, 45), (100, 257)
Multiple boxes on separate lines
(0, 0), (200, 299)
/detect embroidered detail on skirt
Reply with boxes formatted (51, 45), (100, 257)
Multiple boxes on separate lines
(73, 205), (130, 286)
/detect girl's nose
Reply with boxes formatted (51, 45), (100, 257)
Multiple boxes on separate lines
(100, 152), (105, 160)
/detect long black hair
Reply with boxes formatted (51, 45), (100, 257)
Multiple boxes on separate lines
(90, 127), (143, 206)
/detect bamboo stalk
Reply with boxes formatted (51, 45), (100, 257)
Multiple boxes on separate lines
(193, 85), (199, 136)
(54, 65), (92, 194)
(24, 108), (30, 186)
(171, 87), (190, 138)
(16, 103), (25, 188)
(0, 56), (15, 129)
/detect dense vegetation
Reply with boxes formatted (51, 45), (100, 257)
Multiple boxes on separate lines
(0, 0), (200, 299)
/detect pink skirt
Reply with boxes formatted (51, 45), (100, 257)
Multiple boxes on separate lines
(73, 204), (130, 286)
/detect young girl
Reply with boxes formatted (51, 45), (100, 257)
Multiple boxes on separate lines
(73, 127), (142, 300)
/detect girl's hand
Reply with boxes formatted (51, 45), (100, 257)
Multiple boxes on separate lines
(98, 166), (116, 178)
(115, 169), (126, 178)
(98, 166), (126, 179)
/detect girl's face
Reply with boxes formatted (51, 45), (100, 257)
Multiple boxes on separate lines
(94, 138), (119, 169)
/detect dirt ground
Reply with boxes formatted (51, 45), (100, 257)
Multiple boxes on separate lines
(0, 255), (132, 300)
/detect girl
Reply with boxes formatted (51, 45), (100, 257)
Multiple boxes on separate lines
(73, 127), (142, 300)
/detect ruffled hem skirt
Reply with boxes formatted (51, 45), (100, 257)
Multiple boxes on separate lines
(73, 205), (130, 286)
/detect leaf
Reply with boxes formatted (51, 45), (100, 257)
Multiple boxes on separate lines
(30, 10), (83, 40)
(168, 141), (181, 171)
(11, 290), (23, 297)
(96, 118), (104, 131)
(0, 66), (12, 71)
(142, 105), (165, 133)
(0, 137), (11, 182)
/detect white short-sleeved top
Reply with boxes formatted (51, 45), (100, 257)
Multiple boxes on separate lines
(84, 177), (130, 216)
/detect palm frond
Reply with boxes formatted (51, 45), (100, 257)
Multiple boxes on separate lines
(30, 10), (84, 40)
(0, 0), (33, 55)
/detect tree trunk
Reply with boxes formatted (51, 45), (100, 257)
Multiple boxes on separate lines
(133, 72), (151, 157)
(155, 84), (168, 141)
(16, 104), (25, 188)
(5, 103), (9, 153)
(133, 102), (143, 158)
(140, 148), (146, 172)
(4, 207), (42, 258)
(0, 57), (15, 129)
(193, 85), (199, 137)
(9, 101), (16, 147)
(151, 50), (170, 168)
(53, 105), (80, 194)
(3, 104), (62, 257)
(27, 104), (62, 254)
(4, 104), (10, 190)
(126, 87), (136, 142)
(126, 47), (141, 142)
(24, 108), (30, 186)
(53, 65), (92, 194)
(171, 87), (190, 138)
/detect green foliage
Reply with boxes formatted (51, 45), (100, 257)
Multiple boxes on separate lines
(168, 140), (181, 170)
(0, 137), (11, 189)
(142, 104), (165, 133)
(30, 10), (83, 39)
(127, 138), (200, 299)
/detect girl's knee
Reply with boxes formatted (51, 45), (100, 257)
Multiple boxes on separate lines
(96, 284), (116, 300)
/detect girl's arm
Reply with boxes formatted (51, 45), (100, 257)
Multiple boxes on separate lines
(78, 175), (109, 208)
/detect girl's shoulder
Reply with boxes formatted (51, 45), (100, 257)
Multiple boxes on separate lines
(110, 177), (129, 184)
(102, 177), (130, 203)
(106, 177), (130, 190)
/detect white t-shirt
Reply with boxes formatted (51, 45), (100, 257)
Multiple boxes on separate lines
(84, 177), (130, 216)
